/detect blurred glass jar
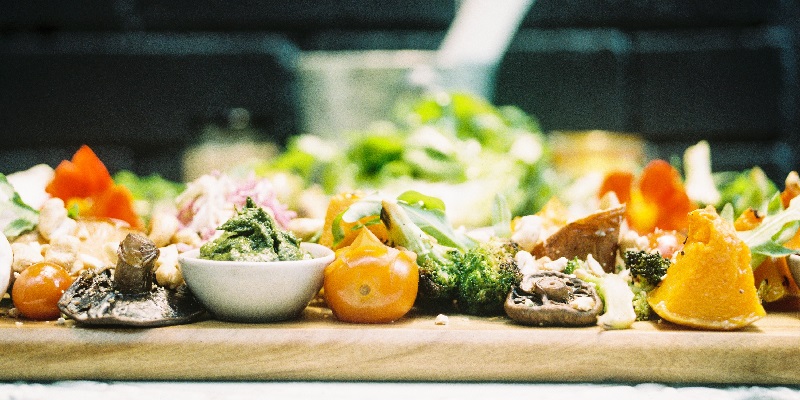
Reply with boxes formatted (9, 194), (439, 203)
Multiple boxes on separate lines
(297, 50), (497, 140)
(549, 130), (648, 178)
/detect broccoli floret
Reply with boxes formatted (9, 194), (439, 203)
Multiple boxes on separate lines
(379, 199), (520, 314)
(571, 256), (637, 330)
(563, 257), (581, 275)
(624, 250), (671, 287)
(630, 283), (652, 321)
(623, 250), (672, 321)
(454, 238), (521, 316)
(416, 248), (461, 309)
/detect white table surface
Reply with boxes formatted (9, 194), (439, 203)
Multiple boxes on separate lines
(1, 382), (799, 400)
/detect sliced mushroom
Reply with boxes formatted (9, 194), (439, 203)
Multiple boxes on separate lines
(530, 205), (625, 273)
(504, 271), (602, 327)
(58, 233), (205, 327)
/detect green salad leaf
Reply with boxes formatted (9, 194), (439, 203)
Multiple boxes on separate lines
(0, 174), (39, 238)
(337, 191), (475, 251)
(255, 90), (557, 228)
(737, 194), (800, 269)
(715, 167), (778, 217)
(114, 170), (185, 203)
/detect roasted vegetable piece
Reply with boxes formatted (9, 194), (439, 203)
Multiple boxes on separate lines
(319, 191), (389, 250)
(113, 231), (159, 294)
(505, 271), (602, 327)
(625, 250), (671, 287)
(379, 198), (522, 315)
(735, 176), (800, 305)
(530, 205), (625, 273)
(45, 145), (113, 200)
(754, 256), (800, 303)
(58, 233), (205, 327)
(600, 160), (695, 234)
(648, 206), (765, 330)
(454, 238), (521, 315)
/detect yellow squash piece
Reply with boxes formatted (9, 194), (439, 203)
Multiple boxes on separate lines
(648, 206), (766, 330)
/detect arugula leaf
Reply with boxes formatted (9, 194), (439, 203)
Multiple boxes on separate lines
(396, 200), (475, 251)
(0, 174), (39, 238)
(331, 211), (347, 248)
(337, 191), (475, 251)
(396, 190), (447, 212)
(491, 193), (512, 237)
(719, 203), (735, 225)
(738, 194), (800, 269)
(340, 197), (382, 225)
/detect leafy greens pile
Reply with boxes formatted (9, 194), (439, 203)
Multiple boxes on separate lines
(257, 91), (557, 228)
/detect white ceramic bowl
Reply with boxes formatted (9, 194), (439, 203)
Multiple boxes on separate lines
(179, 242), (335, 323)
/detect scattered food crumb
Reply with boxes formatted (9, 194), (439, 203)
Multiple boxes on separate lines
(435, 314), (449, 325)
(14, 321), (22, 327)
(56, 317), (67, 326)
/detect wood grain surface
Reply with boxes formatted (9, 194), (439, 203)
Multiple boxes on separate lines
(2, 304), (799, 384)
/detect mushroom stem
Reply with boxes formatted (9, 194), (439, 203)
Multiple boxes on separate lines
(113, 233), (159, 295)
(533, 276), (570, 303)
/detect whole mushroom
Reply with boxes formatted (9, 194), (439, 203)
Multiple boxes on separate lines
(58, 233), (205, 327)
(505, 271), (602, 327)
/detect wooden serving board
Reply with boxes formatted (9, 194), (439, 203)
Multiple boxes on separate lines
(2, 303), (800, 385)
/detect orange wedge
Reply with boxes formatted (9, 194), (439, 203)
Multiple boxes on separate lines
(648, 206), (766, 330)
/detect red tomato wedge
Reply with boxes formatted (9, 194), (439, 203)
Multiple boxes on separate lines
(45, 145), (142, 230)
(86, 184), (142, 230)
(45, 145), (113, 200)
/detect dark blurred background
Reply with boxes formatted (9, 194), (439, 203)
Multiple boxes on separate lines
(1, 0), (798, 183)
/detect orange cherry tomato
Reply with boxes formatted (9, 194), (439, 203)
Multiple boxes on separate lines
(12, 262), (74, 320)
(323, 228), (419, 323)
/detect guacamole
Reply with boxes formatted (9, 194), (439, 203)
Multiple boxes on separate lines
(199, 197), (308, 262)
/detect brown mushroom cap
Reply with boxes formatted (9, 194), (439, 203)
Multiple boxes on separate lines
(504, 271), (602, 327)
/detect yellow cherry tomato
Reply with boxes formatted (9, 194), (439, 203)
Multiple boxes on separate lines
(323, 228), (418, 323)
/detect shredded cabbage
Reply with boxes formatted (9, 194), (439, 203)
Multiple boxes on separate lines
(176, 172), (296, 240)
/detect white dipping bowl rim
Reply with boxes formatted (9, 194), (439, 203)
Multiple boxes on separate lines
(179, 242), (334, 323)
